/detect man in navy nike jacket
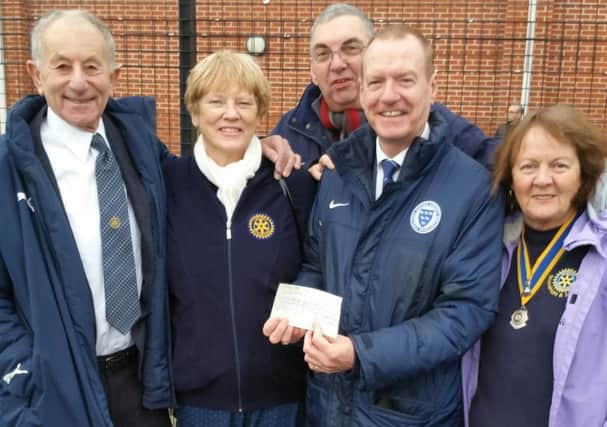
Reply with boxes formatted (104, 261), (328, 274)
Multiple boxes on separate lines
(266, 24), (503, 427)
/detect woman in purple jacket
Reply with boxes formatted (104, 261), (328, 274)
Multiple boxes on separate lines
(462, 104), (607, 427)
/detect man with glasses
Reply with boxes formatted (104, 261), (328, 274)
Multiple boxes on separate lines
(273, 3), (498, 174)
(272, 3), (372, 169)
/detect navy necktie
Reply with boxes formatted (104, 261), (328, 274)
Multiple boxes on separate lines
(381, 159), (400, 189)
(91, 133), (140, 335)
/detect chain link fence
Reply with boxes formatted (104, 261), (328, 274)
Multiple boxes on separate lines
(2, 0), (606, 154)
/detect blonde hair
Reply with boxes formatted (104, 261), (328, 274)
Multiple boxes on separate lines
(365, 24), (434, 78)
(185, 50), (271, 118)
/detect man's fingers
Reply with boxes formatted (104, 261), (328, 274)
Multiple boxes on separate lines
(308, 163), (324, 181)
(281, 149), (296, 177)
(303, 328), (314, 352)
(260, 135), (299, 179)
(319, 154), (335, 170)
(292, 327), (306, 342)
(273, 151), (285, 180)
(310, 326), (331, 354)
(294, 153), (302, 170)
(308, 154), (334, 181)
(303, 342), (323, 371)
(304, 328), (328, 360)
(275, 147), (301, 179)
(266, 136), (298, 179)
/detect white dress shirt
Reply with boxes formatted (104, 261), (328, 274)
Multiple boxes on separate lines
(375, 122), (431, 199)
(41, 108), (142, 356)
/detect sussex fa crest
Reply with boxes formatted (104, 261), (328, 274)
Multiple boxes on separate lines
(410, 201), (442, 234)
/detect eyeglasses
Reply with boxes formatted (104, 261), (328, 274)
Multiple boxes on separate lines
(311, 42), (364, 64)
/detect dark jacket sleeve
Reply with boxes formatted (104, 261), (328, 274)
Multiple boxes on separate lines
(117, 96), (176, 165)
(294, 174), (328, 290)
(271, 110), (325, 167)
(270, 114), (287, 139)
(284, 168), (318, 241)
(271, 112), (320, 164)
(0, 254), (41, 426)
(0, 134), (40, 426)
(432, 103), (499, 169)
(139, 95), (177, 163)
(450, 118), (499, 170)
(351, 183), (504, 390)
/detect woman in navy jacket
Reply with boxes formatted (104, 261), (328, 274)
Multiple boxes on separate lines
(164, 51), (316, 426)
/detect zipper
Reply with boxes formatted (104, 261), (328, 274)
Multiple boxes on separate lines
(226, 219), (243, 412)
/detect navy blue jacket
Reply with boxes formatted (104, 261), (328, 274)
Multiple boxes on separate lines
(0, 95), (174, 426)
(272, 83), (499, 168)
(164, 155), (316, 412)
(297, 111), (504, 426)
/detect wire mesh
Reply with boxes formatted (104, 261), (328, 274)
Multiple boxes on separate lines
(1, 0), (606, 155)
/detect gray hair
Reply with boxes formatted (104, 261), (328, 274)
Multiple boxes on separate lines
(31, 9), (116, 69)
(310, 3), (374, 51)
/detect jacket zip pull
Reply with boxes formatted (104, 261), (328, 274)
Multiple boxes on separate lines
(226, 219), (232, 240)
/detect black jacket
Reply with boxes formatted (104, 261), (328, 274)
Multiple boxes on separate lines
(164, 155), (316, 411)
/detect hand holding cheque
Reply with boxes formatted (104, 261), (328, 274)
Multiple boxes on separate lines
(263, 284), (356, 373)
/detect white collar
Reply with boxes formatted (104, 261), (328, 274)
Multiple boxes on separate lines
(375, 122), (430, 168)
(45, 107), (108, 162)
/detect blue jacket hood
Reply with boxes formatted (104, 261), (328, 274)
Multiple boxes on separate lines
(327, 109), (452, 205)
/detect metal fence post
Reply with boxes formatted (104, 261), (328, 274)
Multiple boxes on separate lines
(179, 0), (197, 156)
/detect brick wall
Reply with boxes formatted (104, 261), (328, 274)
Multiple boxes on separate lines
(2, 0), (606, 154)
(2, 0), (181, 151)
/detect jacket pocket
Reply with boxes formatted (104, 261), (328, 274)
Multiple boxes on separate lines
(0, 393), (42, 426)
(353, 394), (462, 427)
(354, 396), (432, 427)
(0, 358), (42, 427)
(1, 353), (42, 399)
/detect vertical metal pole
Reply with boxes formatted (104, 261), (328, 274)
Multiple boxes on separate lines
(179, 0), (197, 156)
(521, 0), (537, 112)
(0, 18), (7, 133)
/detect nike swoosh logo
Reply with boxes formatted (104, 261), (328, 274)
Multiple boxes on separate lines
(329, 200), (350, 209)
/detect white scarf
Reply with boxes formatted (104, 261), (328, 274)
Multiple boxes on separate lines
(193, 134), (262, 225)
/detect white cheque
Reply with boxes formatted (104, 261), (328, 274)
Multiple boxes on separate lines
(270, 283), (342, 338)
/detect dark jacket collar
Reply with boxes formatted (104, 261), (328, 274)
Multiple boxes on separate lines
(7, 95), (157, 172)
(329, 109), (451, 176)
(292, 83), (323, 125)
(326, 109), (452, 203)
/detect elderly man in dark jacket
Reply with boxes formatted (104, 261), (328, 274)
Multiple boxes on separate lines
(0, 10), (297, 427)
(0, 10), (174, 427)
